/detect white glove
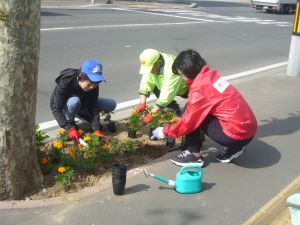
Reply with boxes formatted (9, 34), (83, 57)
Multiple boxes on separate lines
(151, 127), (165, 140)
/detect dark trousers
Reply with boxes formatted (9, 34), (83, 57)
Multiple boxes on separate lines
(186, 115), (253, 153)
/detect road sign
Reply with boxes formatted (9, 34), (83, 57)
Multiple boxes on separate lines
(293, 0), (300, 35)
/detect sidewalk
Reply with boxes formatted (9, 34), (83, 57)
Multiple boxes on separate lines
(2, 2), (300, 224)
(1, 65), (300, 225)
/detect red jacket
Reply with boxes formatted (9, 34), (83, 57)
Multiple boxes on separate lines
(163, 65), (257, 140)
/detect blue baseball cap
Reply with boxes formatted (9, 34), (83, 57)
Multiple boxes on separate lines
(81, 59), (105, 83)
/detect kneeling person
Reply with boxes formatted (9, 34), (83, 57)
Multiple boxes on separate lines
(50, 59), (117, 141)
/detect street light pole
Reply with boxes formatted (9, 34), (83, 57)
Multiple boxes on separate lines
(287, 0), (300, 77)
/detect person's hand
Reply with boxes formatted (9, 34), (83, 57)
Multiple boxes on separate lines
(151, 127), (165, 140)
(137, 103), (146, 113)
(143, 113), (153, 124)
(94, 130), (108, 139)
(68, 128), (80, 141)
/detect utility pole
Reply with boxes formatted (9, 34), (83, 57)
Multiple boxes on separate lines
(287, 0), (300, 77)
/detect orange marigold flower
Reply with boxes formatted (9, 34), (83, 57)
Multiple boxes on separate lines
(56, 128), (65, 134)
(57, 166), (66, 173)
(69, 147), (75, 154)
(83, 136), (91, 142)
(78, 129), (84, 136)
(70, 154), (75, 160)
(40, 157), (48, 165)
(53, 141), (63, 149)
(78, 143), (84, 149)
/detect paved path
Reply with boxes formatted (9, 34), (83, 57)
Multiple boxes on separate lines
(1, 64), (300, 225)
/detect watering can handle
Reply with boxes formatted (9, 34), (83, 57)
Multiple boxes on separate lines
(179, 165), (203, 174)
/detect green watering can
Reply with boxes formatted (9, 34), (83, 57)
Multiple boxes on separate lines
(143, 165), (203, 194)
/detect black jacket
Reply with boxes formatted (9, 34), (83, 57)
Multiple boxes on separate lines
(50, 68), (101, 131)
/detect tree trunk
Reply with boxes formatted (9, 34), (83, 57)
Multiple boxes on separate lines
(0, 0), (43, 200)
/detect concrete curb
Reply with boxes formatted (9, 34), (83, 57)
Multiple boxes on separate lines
(243, 176), (300, 225)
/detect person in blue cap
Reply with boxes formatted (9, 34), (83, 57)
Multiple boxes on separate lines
(50, 59), (117, 141)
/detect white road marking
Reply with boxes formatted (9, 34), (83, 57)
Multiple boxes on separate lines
(38, 61), (288, 130)
(41, 21), (205, 31)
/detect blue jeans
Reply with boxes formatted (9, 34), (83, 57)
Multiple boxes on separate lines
(63, 97), (117, 122)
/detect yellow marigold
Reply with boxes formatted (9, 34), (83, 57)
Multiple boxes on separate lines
(69, 147), (75, 154)
(57, 166), (66, 173)
(53, 141), (63, 149)
(56, 128), (65, 134)
(131, 108), (138, 115)
(40, 157), (48, 165)
(83, 136), (91, 142)
(78, 143), (84, 149)
(166, 112), (172, 116)
(170, 118), (177, 123)
(78, 129), (84, 136)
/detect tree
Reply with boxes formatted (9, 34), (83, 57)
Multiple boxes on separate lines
(0, 0), (42, 200)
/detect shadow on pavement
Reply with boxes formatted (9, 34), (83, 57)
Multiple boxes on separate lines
(146, 207), (202, 225)
(234, 111), (300, 168)
(125, 184), (151, 194)
(41, 11), (70, 17)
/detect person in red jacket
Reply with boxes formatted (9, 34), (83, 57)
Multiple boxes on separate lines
(151, 49), (257, 167)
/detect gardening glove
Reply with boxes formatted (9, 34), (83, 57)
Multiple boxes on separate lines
(151, 127), (165, 140)
(143, 113), (153, 124)
(68, 128), (80, 141)
(94, 130), (108, 139)
(136, 103), (146, 113)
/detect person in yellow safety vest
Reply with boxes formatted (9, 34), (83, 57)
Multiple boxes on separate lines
(137, 49), (188, 123)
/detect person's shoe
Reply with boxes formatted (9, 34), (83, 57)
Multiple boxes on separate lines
(170, 150), (205, 167)
(216, 147), (246, 163)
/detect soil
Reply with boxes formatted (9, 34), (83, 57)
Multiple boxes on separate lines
(29, 119), (182, 200)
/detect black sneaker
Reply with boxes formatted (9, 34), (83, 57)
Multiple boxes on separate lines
(170, 150), (205, 167)
(216, 147), (246, 163)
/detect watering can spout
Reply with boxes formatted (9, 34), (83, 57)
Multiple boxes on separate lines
(143, 169), (175, 187)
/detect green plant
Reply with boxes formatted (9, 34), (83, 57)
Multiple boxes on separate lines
(35, 126), (49, 157)
(128, 108), (142, 130)
(56, 128), (69, 143)
(55, 166), (75, 189)
(108, 137), (139, 155)
(148, 111), (163, 128)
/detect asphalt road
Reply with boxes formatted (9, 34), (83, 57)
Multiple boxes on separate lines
(38, 1), (294, 124)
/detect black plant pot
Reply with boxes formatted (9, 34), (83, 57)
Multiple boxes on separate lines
(107, 121), (117, 133)
(112, 163), (127, 195)
(166, 137), (176, 148)
(128, 129), (137, 138)
(112, 178), (126, 195)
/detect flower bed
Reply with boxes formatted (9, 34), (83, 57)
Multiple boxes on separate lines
(32, 110), (180, 200)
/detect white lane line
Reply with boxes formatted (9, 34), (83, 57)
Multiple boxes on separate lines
(225, 61), (287, 80)
(38, 61), (287, 131)
(113, 7), (224, 22)
(41, 21), (205, 31)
